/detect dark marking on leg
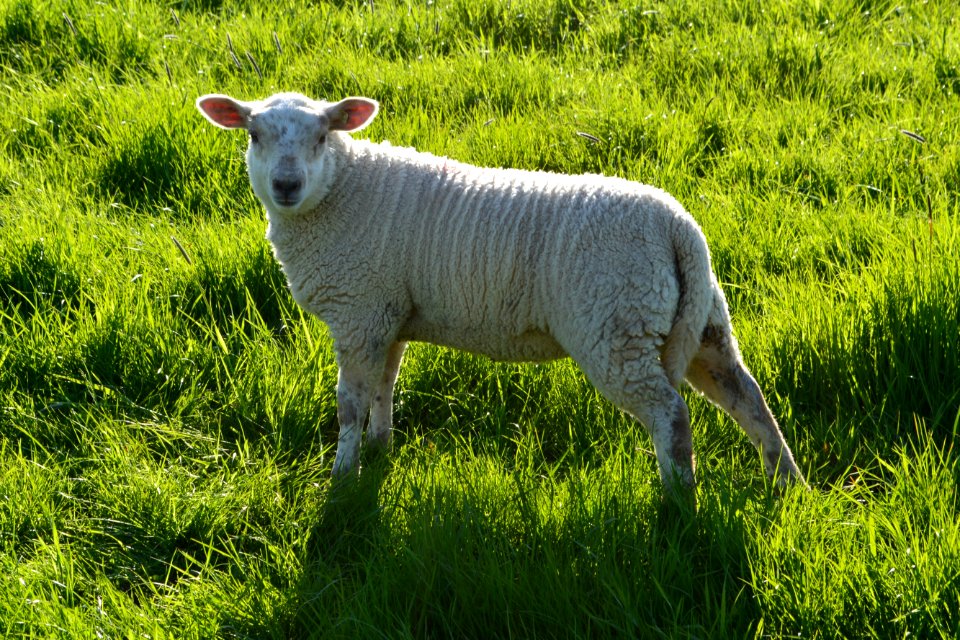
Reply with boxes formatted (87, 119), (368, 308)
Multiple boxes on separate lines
(670, 411), (693, 464)
(367, 428), (392, 452)
(701, 324), (727, 349)
(709, 366), (744, 412)
(337, 400), (357, 427)
(668, 401), (696, 489)
(663, 401), (696, 507)
(766, 448), (784, 475)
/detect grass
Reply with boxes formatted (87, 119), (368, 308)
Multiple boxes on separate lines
(1, 0), (959, 637)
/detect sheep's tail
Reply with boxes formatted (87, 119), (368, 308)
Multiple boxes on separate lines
(660, 214), (715, 387)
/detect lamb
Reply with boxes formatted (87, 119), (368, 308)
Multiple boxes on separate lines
(196, 91), (806, 494)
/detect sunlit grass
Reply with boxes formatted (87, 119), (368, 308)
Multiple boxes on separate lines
(1, 0), (959, 637)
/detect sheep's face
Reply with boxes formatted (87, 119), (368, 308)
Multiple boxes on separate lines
(196, 92), (378, 215)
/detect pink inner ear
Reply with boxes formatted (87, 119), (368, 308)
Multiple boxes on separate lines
(337, 100), (377, 131)
(200, 98), (247, 128)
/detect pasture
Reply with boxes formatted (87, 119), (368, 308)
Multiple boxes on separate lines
(1, 0), (958, 637)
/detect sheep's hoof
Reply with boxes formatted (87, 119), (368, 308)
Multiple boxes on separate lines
(659, 484), (698, 518)
(661, 472), (698, 514)
(365, 431), (393, 454)
(330, 458), (360, 482)
(770, 468), (811, 497)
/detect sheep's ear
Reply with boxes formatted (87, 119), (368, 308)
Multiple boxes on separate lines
(326, 98), (379, 132)
(196, 94), (252, 129)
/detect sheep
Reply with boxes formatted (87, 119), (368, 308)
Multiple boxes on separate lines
(195, 91), (806, 494)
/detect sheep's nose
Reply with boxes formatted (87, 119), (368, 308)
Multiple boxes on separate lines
(271, 176), (303, 205)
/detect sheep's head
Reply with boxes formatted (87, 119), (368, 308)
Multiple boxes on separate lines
(196, 92), (378, 214)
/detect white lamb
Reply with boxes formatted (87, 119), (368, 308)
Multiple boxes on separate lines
(196, 91), (805, 493)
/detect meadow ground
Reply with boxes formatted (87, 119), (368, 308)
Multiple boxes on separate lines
(1, 0), (959, 637)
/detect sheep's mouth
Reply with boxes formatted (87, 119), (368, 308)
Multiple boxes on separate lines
(273, 194), (302, 208)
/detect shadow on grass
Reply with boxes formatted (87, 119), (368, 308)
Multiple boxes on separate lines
(280, 458), (772, 639)
(306, 451), (396, 569)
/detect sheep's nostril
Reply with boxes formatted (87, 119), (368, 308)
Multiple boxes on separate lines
(272, 177), (302, 203)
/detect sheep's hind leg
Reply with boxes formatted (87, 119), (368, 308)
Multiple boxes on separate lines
(625, 379), (698, 499)
(366, 341), (406, 451)
(626, 378), (696, 497)
(685, 323), (805, 487)
(576, 342), (696, 497)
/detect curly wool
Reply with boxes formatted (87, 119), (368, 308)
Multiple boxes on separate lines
(196, 91), (805, 493)
(268, 134), (712, 386)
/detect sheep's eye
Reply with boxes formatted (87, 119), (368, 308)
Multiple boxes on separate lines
(317, 134), (327, 146)
(249, 131), (260, 144)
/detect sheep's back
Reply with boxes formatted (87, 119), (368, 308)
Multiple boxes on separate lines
(271, 140), (690, 363)
(385, 155), (684, 360)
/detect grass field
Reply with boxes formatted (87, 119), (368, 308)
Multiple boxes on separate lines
(1, 0), (959, 637)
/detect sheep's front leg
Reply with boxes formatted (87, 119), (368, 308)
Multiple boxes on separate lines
(331, 357), (382, 477)
(367, 341), (406, 451)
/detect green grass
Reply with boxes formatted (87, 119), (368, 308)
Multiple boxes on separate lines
(1, 0), (959, 637)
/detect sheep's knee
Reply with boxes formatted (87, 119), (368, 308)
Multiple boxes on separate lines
(332, 364), (378, 476)
(366, 381), (393, 451)
(366, 390), (393, 452)
(332, 391), (365, 476)
(366, 342), (406, 451)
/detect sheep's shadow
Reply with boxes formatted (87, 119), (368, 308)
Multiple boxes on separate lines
(316, 454), (393, 529)
(274, 464), (774, 638)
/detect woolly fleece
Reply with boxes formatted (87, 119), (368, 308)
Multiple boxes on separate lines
(196, 92), (805, 492)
